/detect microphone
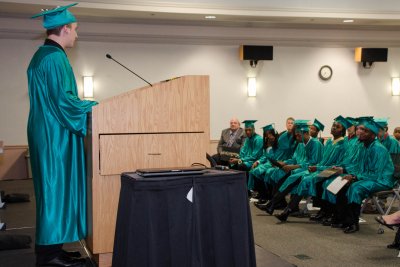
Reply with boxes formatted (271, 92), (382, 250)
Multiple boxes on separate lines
(105, 53), (152, 87)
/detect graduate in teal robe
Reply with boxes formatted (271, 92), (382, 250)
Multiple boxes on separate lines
(375, 118), (400, 154)
(230, 120), (263, 169)
(263, 120), (323, 215)
(248, 124), (292, 203)
(335, 118), (395, 233)
(27, 3), (97, 266)
(274, 116), (349, 222)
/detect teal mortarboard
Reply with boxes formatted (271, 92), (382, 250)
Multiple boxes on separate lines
(345, 117), (357, 126)
(312, 119), (325, 132)
(294, 120), (310, 133)
(374, 117), (389, 128)
(358, 117), (382, 135)
(31, 3), (78, 29)
(242, 120), (257, 128)
(334, 115), (351, 129)
(261, 123), (275, 132)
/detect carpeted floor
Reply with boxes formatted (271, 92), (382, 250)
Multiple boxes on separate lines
(0, 179), (399, 267)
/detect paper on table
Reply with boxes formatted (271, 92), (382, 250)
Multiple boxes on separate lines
(326, 176), (349, 195)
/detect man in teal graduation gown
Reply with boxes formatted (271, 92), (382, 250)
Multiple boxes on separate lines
(264, 120), (323, 215)
(27, 3), (97, 266)
(274, 116), (348, 222)
(335, 118), (395, 233)
(375, 118), (400, 154)
(229, 120), (263, 171)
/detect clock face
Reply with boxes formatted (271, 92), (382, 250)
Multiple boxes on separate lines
(319, 65), (333, 80)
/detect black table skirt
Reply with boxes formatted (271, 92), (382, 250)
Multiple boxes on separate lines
(112, 169), (256, 267)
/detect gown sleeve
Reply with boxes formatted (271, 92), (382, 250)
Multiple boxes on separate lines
(44, 52), (98, 136)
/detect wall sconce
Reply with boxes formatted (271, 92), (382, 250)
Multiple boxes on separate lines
(392, 77), (400, 96)
(83, 76), (94, 98)
(247, 77), (257, 97)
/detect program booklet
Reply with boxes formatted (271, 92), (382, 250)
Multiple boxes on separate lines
(317, 168), (340, 178)
(326, 176), (349, 195)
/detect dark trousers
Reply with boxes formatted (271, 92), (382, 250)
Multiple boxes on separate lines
(211, 154), (230, 166)
(336, 186), (360, 225)
(35, 243), (63, 264)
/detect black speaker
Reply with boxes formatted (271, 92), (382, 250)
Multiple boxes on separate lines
(240, 45), (273, 61)
(355, 48), (388, 62)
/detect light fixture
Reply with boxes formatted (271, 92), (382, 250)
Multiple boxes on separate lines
(392, 77), (400, 96)
(83, 76), (94, 98)
(205, 15), (216, 19)
(343, 19), (354, 23)
(247, 77), (257, 97)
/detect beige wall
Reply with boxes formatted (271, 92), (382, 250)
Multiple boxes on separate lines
(1, 39), (400, 145)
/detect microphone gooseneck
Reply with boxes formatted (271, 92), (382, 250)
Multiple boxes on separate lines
(105, 53), (152, 87)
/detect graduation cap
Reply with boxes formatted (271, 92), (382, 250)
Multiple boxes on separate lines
(261, 123), (275, 132)
(294, 120), (310, 133)
(334, 115), (352, 129)
(358, 117), (383, 135)
(374, 117), (389, 128)
(345, 117), (357, 126)
(312, 119), (325, 132)
(242, 120), (257, 128)
(31, 3), (78, 29)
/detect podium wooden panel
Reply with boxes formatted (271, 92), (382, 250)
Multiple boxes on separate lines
(86, 76), (209, 266)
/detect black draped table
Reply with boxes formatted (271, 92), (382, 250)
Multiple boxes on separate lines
(112, 169), (256, 267)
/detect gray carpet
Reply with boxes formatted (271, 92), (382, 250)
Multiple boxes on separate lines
(251, 201), (400, 267)
(1, 179), (399, 267)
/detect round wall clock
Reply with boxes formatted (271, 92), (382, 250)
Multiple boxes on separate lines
(319, 65), (333, 80)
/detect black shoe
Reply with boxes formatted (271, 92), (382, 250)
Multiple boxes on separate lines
(37, 254), (86, 267)
(310, 211), (325, 221)
(275, 208), (291, 222)
(343, 224), (359, 234)
(62, 250), (82, 259)
(387, 242), (400, 249)
(321, 217), (333, 226)
(331, 223), (344, 228)
(265, 202), (274, 215)
(254, 202), (268, 211)
(255, 199), (267, 205)
(375, 216), (400, 230)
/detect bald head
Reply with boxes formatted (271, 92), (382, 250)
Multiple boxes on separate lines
(230, 117), (240, 131)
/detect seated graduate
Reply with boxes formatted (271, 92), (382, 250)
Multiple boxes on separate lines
(229, 120), (263, 174)
(247, 124), (276, 203)
(212, 117), (246, 166)
(309, 118), (325, 144)
(334, 117), (395, 234)
(249, 124), (292, 204)
(375, 118), (400, 154)
(320, 117), (365, 226)
(393, 127), (400, 143)
(263, 120), (324, 215)
(274, 116), (349, 222)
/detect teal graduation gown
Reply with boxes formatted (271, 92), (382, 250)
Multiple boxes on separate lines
(27, 45), (98, 245)
(278, 137), (324, 193)
(239, 133), (264, 168)
(346, 139), (395, 204)
(295, 138), (346, 197)
(380, 134), (400, 154)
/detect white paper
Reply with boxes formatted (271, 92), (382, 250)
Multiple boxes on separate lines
(326, 176), (349, 195)
(186, 187), (193, 203)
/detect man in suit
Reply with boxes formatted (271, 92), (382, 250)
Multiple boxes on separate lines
(212, 117), (246, 166)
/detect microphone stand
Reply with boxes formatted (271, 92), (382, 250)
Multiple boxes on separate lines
(106, 54), (153, 87)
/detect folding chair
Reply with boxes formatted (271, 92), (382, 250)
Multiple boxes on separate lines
(361, 153), (400, 234)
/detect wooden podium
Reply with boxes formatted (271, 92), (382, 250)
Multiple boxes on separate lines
(86, 75), (210, 266)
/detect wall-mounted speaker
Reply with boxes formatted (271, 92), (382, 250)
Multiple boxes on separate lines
(355, 48), (388, 63)
(239, 45), (273, 61)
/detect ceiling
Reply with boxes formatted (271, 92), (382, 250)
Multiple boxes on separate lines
(1, 0), (400, 47)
